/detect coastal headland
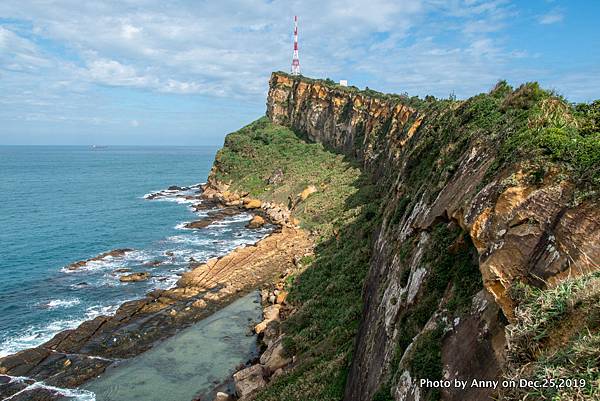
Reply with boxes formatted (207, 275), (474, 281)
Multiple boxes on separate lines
(1, 71), (599, 401)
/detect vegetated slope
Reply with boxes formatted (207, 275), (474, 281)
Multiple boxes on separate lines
(212, 117), (383, 398)
(212, 72), (600, 401)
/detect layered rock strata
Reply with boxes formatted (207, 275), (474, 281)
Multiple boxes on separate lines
(266, 71), (600, 401)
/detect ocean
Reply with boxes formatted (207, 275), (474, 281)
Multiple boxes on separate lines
(0, 146), (269, 358)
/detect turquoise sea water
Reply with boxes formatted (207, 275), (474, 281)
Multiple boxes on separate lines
(0, 146), (270, 358)
(85, 292), (262, 401)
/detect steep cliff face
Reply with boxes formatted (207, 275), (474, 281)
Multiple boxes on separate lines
(266, 72), (600, 401)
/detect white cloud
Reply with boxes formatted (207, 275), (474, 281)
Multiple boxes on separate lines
(538, 9), (564, 24)
(0, 0), (594, 121)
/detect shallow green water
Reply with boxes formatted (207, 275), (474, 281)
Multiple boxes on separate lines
(84, 292), (262, 401)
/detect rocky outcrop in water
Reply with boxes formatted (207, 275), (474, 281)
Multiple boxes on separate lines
(0, 182), (313, 400)
(65, 248), (133, 270)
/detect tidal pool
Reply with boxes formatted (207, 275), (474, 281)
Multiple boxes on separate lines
(84, 292), (262, 401)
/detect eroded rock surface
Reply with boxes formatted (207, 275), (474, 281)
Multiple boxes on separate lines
(266, 72), (600, 401)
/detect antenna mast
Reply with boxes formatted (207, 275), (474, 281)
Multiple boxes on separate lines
(291, 16), (300, 75)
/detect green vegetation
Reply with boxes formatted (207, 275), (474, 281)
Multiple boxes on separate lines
(501, 271), (600, 400)
(498, 86), (600, 192)
(257, 204), (380, 400)
(273, 71), (428, 108)
(214, 117), (382, 400)
(375, 80), (600, 213)
(214, 117), (364, 236)
(215, 75), (600, 401)
(409, 325), (445, 401)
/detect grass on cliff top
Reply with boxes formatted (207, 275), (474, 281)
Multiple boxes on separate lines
(273, 71), (428, 108)
(359, 80), (600, 214)
(213, 116), (364, 236)
(500, 271), (600, 400)
(214, 116), (382, 400)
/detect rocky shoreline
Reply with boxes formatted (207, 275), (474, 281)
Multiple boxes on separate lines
(0, 182), (313, 401)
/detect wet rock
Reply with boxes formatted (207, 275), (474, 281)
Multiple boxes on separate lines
(213, 391), (232, 401)
(119, 272), (150, 282)
(233, 364), (266, 399)
(6, 385), (61, 401)
(0, 375), (33, 399)
(246, 215), (265, 229)
(184, 208), (241, 229)
(0, 347), (52, 377)
(66, 248), (133, 271)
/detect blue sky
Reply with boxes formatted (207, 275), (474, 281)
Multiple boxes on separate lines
(0, 0), (598, 145)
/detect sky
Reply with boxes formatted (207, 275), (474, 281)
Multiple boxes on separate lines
(0, 0), (598, 145)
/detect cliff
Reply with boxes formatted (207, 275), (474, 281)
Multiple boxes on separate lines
(213, 72), (600, 401)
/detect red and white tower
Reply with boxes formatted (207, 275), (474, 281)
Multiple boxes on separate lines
(291, 16), (300, 75)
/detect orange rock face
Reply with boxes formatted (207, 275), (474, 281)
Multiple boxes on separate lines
(265, 71), (600, 401)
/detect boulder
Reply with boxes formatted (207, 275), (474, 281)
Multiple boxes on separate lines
(192, 299), (207, 309)
(214, 392), (231, 401)
(276, 290), (288, 304)
(233, 364), (266, 399)
(299, 185), (318, 201)
(267, 168), (284, 185)
(260, 336), (292, 373)
(263, 304), (281, 321)
(255, 304), (280, 334)
(119, 272), (150, 282)
(262, 320), (281, 348)
(246, 215), (266, 229)
(243, 198), (262, 209)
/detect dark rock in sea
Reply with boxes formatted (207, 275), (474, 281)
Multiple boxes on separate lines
(5, 386), (59, 401)
(184, 207), (241, 229)
(246, 215), (265, 229)
(0, 375), (35, 399)
(65, 248), (133, 271)
(119, 272), (150, 282)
